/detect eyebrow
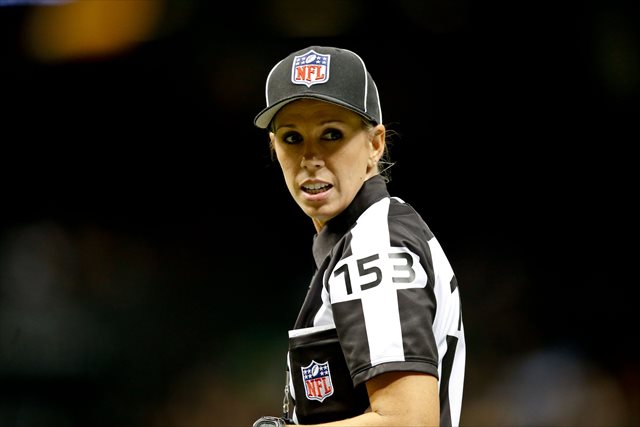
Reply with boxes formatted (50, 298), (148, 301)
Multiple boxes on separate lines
(274, 119), (346, 131)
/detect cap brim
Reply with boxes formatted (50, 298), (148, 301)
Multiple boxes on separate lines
(253, 94), (377, 129)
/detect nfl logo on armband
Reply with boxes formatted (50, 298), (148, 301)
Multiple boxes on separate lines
(301, 360), (334, 402)
(291, 50), (330, 87)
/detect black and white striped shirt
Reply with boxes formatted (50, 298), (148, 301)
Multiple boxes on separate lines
(285, 175), (465, 426)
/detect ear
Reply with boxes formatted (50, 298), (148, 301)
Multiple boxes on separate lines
(368, 124), (386, 167)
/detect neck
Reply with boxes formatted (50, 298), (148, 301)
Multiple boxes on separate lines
(312, 217), (325, 233)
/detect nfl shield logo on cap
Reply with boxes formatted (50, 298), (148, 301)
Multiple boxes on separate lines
(291, 50), (330, 88)
(301, 360), (334, 402)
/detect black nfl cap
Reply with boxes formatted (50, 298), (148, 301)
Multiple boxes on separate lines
(254, 46), (382, 129)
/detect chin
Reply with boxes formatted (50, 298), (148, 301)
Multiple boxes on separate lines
(303, 206), (337, 223)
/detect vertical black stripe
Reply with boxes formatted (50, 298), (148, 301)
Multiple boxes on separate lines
(439, 334), (458, 427)
(332, 299), (371, 375)
(387, 199), (436, 292)
(397, 289), (437, 359)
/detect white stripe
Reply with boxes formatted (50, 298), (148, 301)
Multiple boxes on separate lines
(429, 236), (456, 345)
(343, 48), (381, 121)
(313, 271), (334, 327)
(350, 198), (403, 365)
(428, 235), (466, 426)
(361, 282), (404, 365)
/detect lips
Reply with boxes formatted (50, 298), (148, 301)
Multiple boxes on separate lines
(301, 182), (333, 195)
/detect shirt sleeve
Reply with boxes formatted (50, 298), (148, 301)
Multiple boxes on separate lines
(326, 198), (441, 386)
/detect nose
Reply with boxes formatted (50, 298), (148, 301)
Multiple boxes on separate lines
(300, 143), (323, 169)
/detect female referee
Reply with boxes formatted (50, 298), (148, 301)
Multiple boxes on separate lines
(252, 45), (466, 427)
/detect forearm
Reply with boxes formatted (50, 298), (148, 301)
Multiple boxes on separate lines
(292, 409), (434, 427)
(258, 373), (439, 427)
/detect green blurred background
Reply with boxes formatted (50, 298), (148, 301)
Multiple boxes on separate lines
(0, 0), (637, 426)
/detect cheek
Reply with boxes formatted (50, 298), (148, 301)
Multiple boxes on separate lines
(339, 146), (369, 174)
(275, 150), (298, 181)
(276, 149), (294, 170)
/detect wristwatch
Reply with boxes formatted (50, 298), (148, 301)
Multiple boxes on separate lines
(252, 416), (287, 427)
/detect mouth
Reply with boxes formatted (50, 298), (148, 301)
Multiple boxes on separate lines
(301, 182), (333, 195)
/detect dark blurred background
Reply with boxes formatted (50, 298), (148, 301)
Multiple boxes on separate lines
(0, 0), (637, 426)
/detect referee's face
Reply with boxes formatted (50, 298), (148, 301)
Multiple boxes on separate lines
(270, 99), (385, 231)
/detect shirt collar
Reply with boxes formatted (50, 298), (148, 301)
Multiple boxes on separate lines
(312, 175), (389, 268)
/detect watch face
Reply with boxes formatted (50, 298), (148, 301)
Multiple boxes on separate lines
(253, 416), (284, 427)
